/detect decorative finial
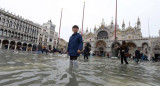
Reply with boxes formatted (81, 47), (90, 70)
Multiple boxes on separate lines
(129, 21), (131, 27)
(122, 20), (125, 30)
(86, 27), (88, 32)
(101, 18), (105, 25)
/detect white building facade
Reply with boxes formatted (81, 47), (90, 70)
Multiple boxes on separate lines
(0, 9), (58, 51)
(81, 18), (160, 58)
(38, 20), (58, 50)
(0, 9), (41, 51)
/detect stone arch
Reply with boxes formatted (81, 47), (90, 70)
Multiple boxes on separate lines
(28, 44), (32, 47)
(2, 40), (9, 49)
(10, 41), (16, 49)
(27, 44), (32, 51)
(97, 31), (108, 39)
(141, 42), (149, 54)
(111, 42), (121, 48)
(127, 42), (137, 55)
(95, 40), (106, 56)
(142, 42), (148, 47)
(48, 45), (52, 50)
(95, 40), (106, 48)
(111, 42), (121, 57)
(17, 42), (22, 50)
(22, 43), (27, 51)
(32, 45), (37, 51)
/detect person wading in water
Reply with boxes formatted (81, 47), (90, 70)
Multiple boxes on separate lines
(84, 44), (90, 60)
(67, 25), (83, 67)
(120, 41), (129, 64)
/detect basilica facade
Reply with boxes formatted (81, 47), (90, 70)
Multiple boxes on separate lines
(81, 18), (160, 58)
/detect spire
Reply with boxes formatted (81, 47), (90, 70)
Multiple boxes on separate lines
(129, 21), (131, 27)
(122, 20), (125, 30)
(111, 19), (114, 25)
(48, 19), (52, 23)
(137, 17), (141, 29)
(101, 18), (105, 26)
(137, 17), (141, 25)
(86, 27), (88, 33)
(94, 25), (97, 31)
(90, 28), (91, 32)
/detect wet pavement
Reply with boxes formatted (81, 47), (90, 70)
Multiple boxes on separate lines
(0, 49), (160, 86)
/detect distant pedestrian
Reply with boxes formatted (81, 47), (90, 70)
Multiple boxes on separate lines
(67, 25), (83, 68)
(46, 47), (48, 54)
(120, 41), (129, 64)
(107, 52), (110, 58)
(135, 47), (141, 63)
(84, 44), (90, 60)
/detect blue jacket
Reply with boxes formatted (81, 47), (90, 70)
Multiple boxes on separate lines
(67, 33), (83, 56)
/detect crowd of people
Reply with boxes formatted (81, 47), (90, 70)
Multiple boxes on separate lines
(82, 40), (160, 64)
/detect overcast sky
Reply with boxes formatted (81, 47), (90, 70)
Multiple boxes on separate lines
(0, 0), (160, 42)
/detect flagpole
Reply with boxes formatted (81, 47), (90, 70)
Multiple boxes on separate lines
(148, 18), (150, 38)
(115, 0), (117, 40)
(113, 0), (118, 57)
(57, 8), (63, 49)
(81, 1), (85, 35)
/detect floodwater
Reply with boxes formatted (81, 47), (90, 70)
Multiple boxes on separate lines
(0, 50), (160, 86)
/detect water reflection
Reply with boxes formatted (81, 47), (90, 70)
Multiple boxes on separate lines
(66, 63), (78, 86)
(0, 49), (160, 86)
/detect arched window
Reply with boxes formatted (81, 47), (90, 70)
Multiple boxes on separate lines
(9, 21), (12, 27)
(2, 18), (5, 24)
(97, 31), (108, 39)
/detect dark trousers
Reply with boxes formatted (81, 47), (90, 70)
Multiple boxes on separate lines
(70, 56), (78, 60)
(84, 54), (88, 59)
(121, 54), (128, 64)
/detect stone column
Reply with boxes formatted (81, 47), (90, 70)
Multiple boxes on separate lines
(21, 42), (23, 51)
(0, 39), (3, 49)
(31, 44), (33, 51)
(26, 43), (28, 51)
(8, 40), (10, 50)
(14, 41), (17, 50)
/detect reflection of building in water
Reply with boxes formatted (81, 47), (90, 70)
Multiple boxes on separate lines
(0, 8), (58, 51)
(81, 18), (160, 58)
